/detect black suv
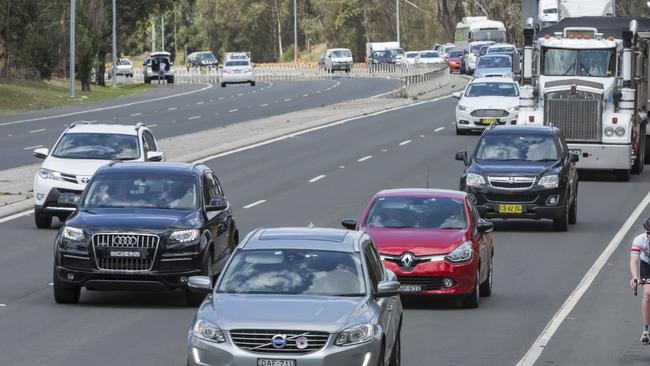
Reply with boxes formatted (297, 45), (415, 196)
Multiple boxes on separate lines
(52, 163), (238, 306)
(455, 126), (579, 231)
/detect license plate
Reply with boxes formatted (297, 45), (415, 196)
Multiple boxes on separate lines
(481, 118), (497, 125)
(498, 204), (523, 214)
(569, 149), (582, 155)
(257, 359), (296, 366)
(399, 285), (422, 292)
(110, 250), (142, 258)
(58, 192), (79, 205)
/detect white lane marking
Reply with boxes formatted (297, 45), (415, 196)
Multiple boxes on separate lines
(516, 191), (650, 366)
(188, 116), (201, 120)
(88, 120), (97, 123)
(0, 84), (213, 127)
(0, 209), (33, 224)
(130, 112), (142, 117)
(168, 107), (177, 111)
(357, 155), (373, 162)
(284, 98), (292, 102)
(29, 128), (46, 133)
(0, 304), (5, 307)
(218, 97), (225, 100)
(238, 93), (244, 96)
(228, 109), (239, 113)
(260, 104), (269, 107)
(23, 145), (42, 150)
(434, 127), (445, 132)
(339, 165), (345, 169)
(308, 174), (326, 183)
(381, 149), (388, 152)
(147, 124), (158, 128)
(243, 200), (266, 209)
(48, 283), (53, 286)
(315, 90), (321, 94)
(303, 94), (309, 97)
(419, 134), (425, 138)
(399, 140), (411, 146)
(196, 101), (204, 105)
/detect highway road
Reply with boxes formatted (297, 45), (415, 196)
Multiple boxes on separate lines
(0, 77), (398, 170)
(0, 95), (649, 365)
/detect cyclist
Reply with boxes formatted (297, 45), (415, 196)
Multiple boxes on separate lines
(630, 218), (650, 344)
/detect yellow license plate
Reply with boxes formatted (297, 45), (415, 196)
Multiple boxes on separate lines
(481, 118), (497, 125)
(498, 204), (523, 214)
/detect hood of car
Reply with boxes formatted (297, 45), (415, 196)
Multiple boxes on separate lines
(203, 294), (368, 333)
(462, 95), (519, 110)
(469, 160), (559, 176)
(69, 208), (200, 231)
(42, 156), (115, 177)
(363, 227), (467, 256)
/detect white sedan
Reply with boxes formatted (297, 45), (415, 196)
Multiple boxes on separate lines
(220, 59), (255, 87)
(418, 51), (444, 64)
(405, 51), (420, 65)
(453, 77), (520, 135)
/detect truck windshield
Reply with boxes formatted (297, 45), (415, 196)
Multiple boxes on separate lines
(542, 48), (615, 77)
(472, 30), (506, 42)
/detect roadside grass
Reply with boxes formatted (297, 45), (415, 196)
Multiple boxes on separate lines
(0, 79), (152, 116)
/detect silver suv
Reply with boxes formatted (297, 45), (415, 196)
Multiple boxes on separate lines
(186, 227), (403, 366)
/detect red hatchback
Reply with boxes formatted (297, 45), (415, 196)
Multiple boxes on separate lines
(343, 189), (494, 308)
(447, 50), (463, 73)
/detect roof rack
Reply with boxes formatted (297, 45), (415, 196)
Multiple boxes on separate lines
(69, 121), (91, 128)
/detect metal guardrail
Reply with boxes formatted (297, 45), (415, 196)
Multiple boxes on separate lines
(399, 67), (451, 98)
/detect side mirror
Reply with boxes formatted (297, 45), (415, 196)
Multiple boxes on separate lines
(569, 153), (580, 163)
(452, 92), (462, 100)
(33, 147), (49, 159)
(206, 197), (228, 212)
(375, 280), (400, 298)
(341, 219), (357, 230)
(146, 151), (165, 162)
(477, 220), (494, 233)
(455, 150), (469, 166)
(187, 276), (212, 294)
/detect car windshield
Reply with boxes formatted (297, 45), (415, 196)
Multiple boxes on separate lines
(199, 53), (216, 60)
(52, 133), (140, 160)
(406, 53), (418, 58)
(472, 30), (506, 42)
(444, 46), (455, 53)
(449, 51), (463, 58)
(217, 249), (366, 296)
(471, 43), (491, 54)
(331, 50), (351, 57)
(465, 82), (518, 97)
(83, 173), (197, 210)
(542, 47), (615, 77)
(225, 60), (250, 67)
(117, 59), (130, 65)
(420, 52), (440, 58)
(391, 48), (405, 55)
(477, 56), (511, 68)
(373, 51), (392, 58)
(488, 47), (513, 54)
(475, 134), (560, 161)
(364, 197), (466, 229)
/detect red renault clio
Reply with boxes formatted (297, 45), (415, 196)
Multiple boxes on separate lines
(343, 189), (494, 308)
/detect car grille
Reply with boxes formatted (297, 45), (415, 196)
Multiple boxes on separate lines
(471, 109), (509, 117)
(92, 233), (159, 272)
(544, 90), (602, 142)
(488, 176), (535, 190)
(230, 329), (329, 354)
(484, 193), (539, 203)
(397, 276), (444, 291)
(60, 172), (78, 184)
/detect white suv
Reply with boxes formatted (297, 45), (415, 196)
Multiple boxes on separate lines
(32, 122), (164, 228)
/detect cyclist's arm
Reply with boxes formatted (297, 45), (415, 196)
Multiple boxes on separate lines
(631, 244), (642, 288)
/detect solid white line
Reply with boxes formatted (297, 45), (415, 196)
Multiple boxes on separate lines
(516, 191), (650, 366)
(29, 128), (46, 133)
(243, 200), (266, 209)
(0, 84), (213, 127)
(228, 109), (239, 113)
(23, 145), (42, 150)
(167, 107), (177, 111)
(434, 127), (445, 132)
(188, 116), (201, 120)
(399, 140), (411, 146)
(0, 209), (32, 224)
(88, 120), (97, 123)
(130, 112), (142, 117)
(357, 155), (373, 162)
(308, 174), (326, 183)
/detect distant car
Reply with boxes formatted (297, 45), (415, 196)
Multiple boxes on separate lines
(342, 189), (495, 308)
(390, 47), (406, 65)
(405, 51), (420, 65)
(486, 43), (516, 55)
(453, 76), (520, 135)
(220, 59), (255, 87)
(186, 227), (403, 365)
(474, 54), (513, 78)
(442, 44), (456, 58)
(324, 48), (353, 73)
(369, 50), (395, 64)
(464, 41), (494, 75)
(455, 125), (579, 231)
(32, 122), (163, 228)
(418, 50), (444, 64)
(186, 51), (218, 69)
(447, 50), (463, 73)
(224, 52), (250, 62)
(112, 58), (133, 78)
(143, 52), (174, 83)
(52, 162), (239, 305)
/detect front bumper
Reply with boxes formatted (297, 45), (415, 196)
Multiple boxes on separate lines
(456, 109), (518, 130)
(567, 143), (632, 170)
(329, 62), (352, 70)
(34, 175), (84, 217)
(54, 265), (200, 291)
(381, 257), (477, 296)
(188, 334), (381, 366)
(466, 186), (566, 220)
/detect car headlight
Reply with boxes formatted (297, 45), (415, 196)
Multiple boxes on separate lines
(458, 104), (472, 112)
(445, 241), (473, 263)
(614, 127), (625, 137)
(604, 126), (615, 136)
(466, 173), (485, 187)
(335, 324), (374, 346)
(62, 226), (85, 241)
(39, 168), (64, 181)
(538, 175), (559, 188)
(169, 229), (200, 243)
(193, 319), (225, 343)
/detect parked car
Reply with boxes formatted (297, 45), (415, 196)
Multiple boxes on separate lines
(324, 48), (353, 73)
(474, 54), (513, 78)
(52, 162), (239, 305)
(220, 59), (255, 87)
(418, 50), (444, 64)
(342, 189), (494, 308)
(143, 52), (174, 83)
(32, 122), (163, 228)
(186, 227), (402, 365)
(111, 58), (134, 78)
(453, 76), (520, 135)
(447, 50), (463, 73)
(455, 125), (579, 231)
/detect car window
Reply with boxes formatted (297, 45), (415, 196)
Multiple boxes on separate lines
(363, 244), (382, 291)
(142, 130), (157, 152)
(225, 60), (250, 67)
(467, 200), (479, 236)
(420, 52), (439, 58)
(218, 249), (366, 296)
(477, 56), (511, 68)
(210, 173), (224, 197)
(465, 82), (519, 97)
(202, 174), (213, 204)
(331, 50), (351, 57)
(52, 133), (140, 160)
(475, 134), (560, 162)
(364, 196), (466, 229)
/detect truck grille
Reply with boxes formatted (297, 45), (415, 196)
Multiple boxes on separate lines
(544, 91), (602, 142)
(92, 233), (159, 272)
(471, 109), (509, 117)
(230, 329), (329, 354)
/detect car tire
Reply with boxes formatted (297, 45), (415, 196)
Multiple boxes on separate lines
(568, 186), (578, 225)
(614, 169), (631, 182)
(167, 76), (174, 84)
(376, 339), (386, 366)
(144, 77), (151, 84)
(250, 81), (255, 87)
(186, 251), (213, 307)
(35, 209), (52, 229)
(53, 270), (80, 304)
(553, 206), (569, 232)
(462, 273), (480, 308)
(479, 258), (493, 297)
(455, 126), (466, 136)
(388, 332), (401, 366)
(221, 82), (226, 88)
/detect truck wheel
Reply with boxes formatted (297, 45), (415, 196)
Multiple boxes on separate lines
(35, 209), (52, 229)
(250, 81), (256, 87)
(614, 169), (631, 182)
(53, 270), (80, 304)
(221, 82), (226, 88)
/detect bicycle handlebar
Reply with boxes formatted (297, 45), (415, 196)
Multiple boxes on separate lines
(634, 279), (649, 296)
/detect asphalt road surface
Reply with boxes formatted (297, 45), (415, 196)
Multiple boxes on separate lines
(0, 96), (649, 365)
(0, 77), (398, 170)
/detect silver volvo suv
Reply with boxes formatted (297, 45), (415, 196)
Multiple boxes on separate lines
(186, 227), (403, 366)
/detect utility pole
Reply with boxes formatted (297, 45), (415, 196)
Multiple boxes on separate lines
(161, 15), (165, 52)
(396, 0), (400, 44)
(69, 0), (76, 98)
(152, 19), (156, 52)
(111, 0), (117, 87)
(294, 0), (298, 62)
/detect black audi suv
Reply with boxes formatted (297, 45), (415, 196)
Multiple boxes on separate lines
(455, 125), (579, 231)
(52, 162), (239, 305)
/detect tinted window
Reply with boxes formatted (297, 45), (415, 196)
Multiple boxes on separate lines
(477, 56), (511, 68)
(331, 50), (351, 57)
(83, 173), (197, 209)
(420, 52), (440, 58)
(364, 197), (466, 229)
(218, 249), (366, 296)
(488, 47), (514, 54)
(449, 51), (463, 57)
(53, 133), (140, 160)
(465, 82), (518, 97)
(225, 60), (250, 67)
(202, 174), (213, 203)
(476, 134), (560, 162)
(542, 48), (615, 77)
(406, 53), (418, 58)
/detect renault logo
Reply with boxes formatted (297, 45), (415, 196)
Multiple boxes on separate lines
(112, 235), (138, 247)
(271, 334), (287, 348)
(401, 252), (415, 268)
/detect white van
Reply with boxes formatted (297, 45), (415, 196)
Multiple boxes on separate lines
(324, 48), (353, 73)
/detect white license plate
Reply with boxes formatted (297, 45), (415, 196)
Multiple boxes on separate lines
(257, 359), (296, 366)
(110, 250), (141, 258)
(399, 285), (422, 292)
(569, 149), (582, 155)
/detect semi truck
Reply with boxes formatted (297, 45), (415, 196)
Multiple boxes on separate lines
(558, 0), (615, 20)
(518, 17), (650, 181)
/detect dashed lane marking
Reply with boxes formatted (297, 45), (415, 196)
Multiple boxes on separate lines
(308, 174), (326, 183)
(357, 155), (373, 162)
(130, 112), (142, 117)
(243, 200), (266, 209)
(434, 127), (445, 132)
(399, 140), (412, 146)
(196, 101), (204, 105)
(168, 107), (177, 111)
(228, 109), (239, 113)
(188, 116), (201, 120)
(29, 129), (46, 133)
(284, 98), (292, 102)
(260, 104), (269, 107)
(23, 145), (42, 150)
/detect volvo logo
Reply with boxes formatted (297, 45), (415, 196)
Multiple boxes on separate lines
(401, 252), (415, 268)
(112, 235), (138, 247)
(271, 334), (287, 348)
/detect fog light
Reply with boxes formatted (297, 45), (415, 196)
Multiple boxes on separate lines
(37, 193), (45, 200)
(442, 278), (454, 288)
(180, 276), (188, 284)
(546, 195), (559, 206)
(66, 273), (74, 280)
(459, 120), (469, 125)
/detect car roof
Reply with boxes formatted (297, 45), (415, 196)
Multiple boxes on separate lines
(374, 188), (467, 200)
(328, 48), (351, 51)
(484, 125), (557, 135)
(242, 227), (364, 253)
(95, 162), (200, 175)
(469, 76), (516, 83)
(149, 52), (171, 57)
(65, 123), (141, 135)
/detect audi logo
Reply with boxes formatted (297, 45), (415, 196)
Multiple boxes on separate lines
(112, 235), (139, 247)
